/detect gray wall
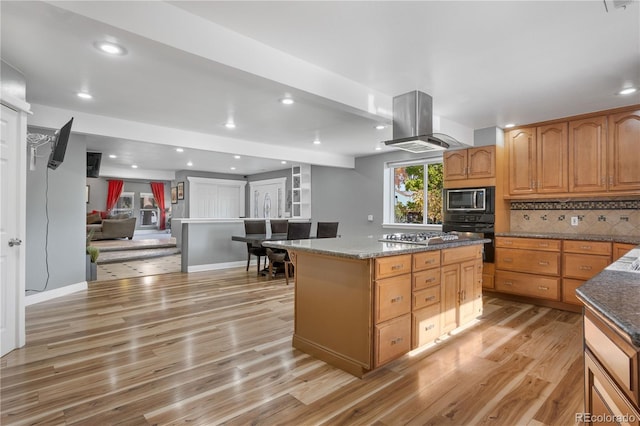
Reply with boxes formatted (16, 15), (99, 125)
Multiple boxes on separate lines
(311, 150), (443, 237)
(1, 59), (27, 100)
(26, 130), (86, 293)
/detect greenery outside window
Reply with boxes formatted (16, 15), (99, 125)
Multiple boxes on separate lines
(111, 192), (134, 218)
(384, 158), (443, 227)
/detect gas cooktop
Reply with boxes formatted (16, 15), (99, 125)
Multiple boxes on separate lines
(379, 231), (459, 245)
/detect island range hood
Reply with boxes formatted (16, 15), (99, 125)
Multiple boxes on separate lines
(383, 91), (462, 153)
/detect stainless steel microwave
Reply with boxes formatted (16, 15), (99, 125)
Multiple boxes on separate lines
(444, 187), (495, 214)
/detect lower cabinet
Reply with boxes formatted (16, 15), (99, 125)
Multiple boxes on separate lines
(583, 308), (640, 424)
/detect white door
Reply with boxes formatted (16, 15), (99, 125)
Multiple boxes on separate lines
(1, 104), (21, 356)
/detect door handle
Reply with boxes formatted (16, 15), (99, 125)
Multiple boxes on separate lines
(9, 238), (22, 247)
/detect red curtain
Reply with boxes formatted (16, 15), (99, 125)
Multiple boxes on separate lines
(150, 182), (166, 230)
(106, 180), (124, 214)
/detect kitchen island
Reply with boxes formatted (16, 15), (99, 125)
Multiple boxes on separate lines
(263, 235), (489, 377)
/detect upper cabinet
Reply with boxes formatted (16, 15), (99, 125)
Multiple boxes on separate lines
(505, 106), (640, 199)
(505, 123), (568, 196)
(443, 146), (495, 186)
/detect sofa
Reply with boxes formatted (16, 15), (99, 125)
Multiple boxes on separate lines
(87, 212), (137, 240)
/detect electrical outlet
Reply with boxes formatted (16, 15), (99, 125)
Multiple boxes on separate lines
(571, 216), (579, 226)
(367, 214), (374, 222)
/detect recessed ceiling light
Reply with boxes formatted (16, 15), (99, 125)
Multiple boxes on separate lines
(504, 123), (516, 128)
(131, 164), (138, 169)
(109, 154), (117, 159)
(375, 146), (382, 151)
(234, 155), (241, 159)
(281, 160), (287, 164)
(313, 139), (321, 145)
(280, 97), (294, 105)
(77, 92), (93, 100)
(225, 122), (236, 129)
(230, 166), (236, 170)
(375, 125), (386, 130)
(94, 41), (127, 56)
(618, 87), (637, 95)
(187, 161), (193, 167)
(176, 148), (184, 153)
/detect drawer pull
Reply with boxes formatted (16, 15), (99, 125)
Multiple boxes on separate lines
(579, 265), (592, 270)
(391, 264), (404, 270)
(390, 337), (404, 345)
(504, 241), (513, 245)
(580, 245), (592, 250)
(425, 324), (435, 331)
(424, 259), (435, 264)
(425, 277), (435, 283)
(503, 258), (513, 263)
(425, 296), (436, 302)
(504, 281), (513, 286)
(390, 296), (404, 303)
(538, 261), (549, 266)
(538, 286), (549, 291)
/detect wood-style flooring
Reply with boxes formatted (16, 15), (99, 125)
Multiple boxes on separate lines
(1, 268), (584, 425)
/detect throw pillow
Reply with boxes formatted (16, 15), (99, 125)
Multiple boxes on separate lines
(86, 212), (102, 224)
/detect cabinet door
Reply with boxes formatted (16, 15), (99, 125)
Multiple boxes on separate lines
(458, 260), (478, 326)
(569, 116), (607, 193)
(443, 150), (468, 181)
(507, 128), (536, 195)
(467, 146), (496, 180)
(613, 243), (637, 261)
(441, 264), (459, 334)
(537, 123), (568, 193)
(608, 109), (640, 192)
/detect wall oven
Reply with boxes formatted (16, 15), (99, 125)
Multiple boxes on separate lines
(442, 186), (495, 262)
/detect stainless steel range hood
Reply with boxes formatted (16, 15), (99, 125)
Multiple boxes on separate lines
(383, 91), (462, 153)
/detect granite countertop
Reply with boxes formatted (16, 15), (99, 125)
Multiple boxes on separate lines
(576, 247), (640, 347)
(495, 232), (640, 245)
(262, 235), (490, 260)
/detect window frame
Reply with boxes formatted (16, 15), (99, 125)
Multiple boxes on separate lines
(383, 157), (444, 230)
(111, 191), (134, 218)
(139, 192), (159, 228)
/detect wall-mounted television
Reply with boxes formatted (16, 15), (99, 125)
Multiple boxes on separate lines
(87, 152), (102, 178)
(47, 117), (73, 170)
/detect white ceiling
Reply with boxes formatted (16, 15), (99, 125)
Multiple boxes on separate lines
(2, 0), (639, 178)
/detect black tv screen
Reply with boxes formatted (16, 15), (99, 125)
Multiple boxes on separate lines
(87, 152), (102, 178)
(48, 117), (73, 170)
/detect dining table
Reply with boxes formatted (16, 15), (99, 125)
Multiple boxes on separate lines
(231, 233), (288, 247)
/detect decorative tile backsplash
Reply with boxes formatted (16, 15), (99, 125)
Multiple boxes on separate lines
(510, 200), (640, 236)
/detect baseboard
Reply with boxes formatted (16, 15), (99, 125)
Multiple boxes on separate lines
(26, 281), (88, 306)
(187, 260), (248, 273)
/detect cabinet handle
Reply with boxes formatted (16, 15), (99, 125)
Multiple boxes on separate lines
(601, 177), (605, 185)
(579, 265), (592, 270)
(390, 296), (403, 303)
(538, 286), (549, 291)
(504, 281), (513, 286)
(538, 261), (549, 266)
(425, 295), (436, 302)
(425, 324), (435, 331)
(580, 245), (592, 250)
(425, 277), (435, 283)
(503, 258), (513, 263)
(391, 337), (404, 345)
(424, 259), (435, 265)
(391, 264), (404, 270)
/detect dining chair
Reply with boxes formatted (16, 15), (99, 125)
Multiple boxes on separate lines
(266, 248), (291, 285)
(270, 219), (288, 234)
(244, 220), (267, 275)
(316, 221), (339, 238)
(286, 221), (312, 240)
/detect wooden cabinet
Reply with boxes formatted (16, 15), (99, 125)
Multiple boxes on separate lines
(583, 308), (640, 423)
(411, 249), (442, 350)
(440, 245), (483, 334)
(494, 237), (562, 302)
(608, 109), (640, 192)
(506, 123), (568, 196)
(614, 243), (637, 261)
(443, 146), (495, 183)
(562, 240), (611, 305)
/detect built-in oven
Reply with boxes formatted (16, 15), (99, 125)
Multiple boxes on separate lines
(442, 186), (496, 262)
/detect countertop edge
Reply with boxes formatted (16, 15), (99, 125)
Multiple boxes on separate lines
(495, 232), (640, 245)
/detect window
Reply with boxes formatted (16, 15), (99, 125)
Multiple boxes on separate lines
(111, 192), (134, 217)
(139, 192), (159, 227)
(384, 159), (444, 227)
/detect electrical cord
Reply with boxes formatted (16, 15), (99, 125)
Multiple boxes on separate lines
(26, 166), (50, 293)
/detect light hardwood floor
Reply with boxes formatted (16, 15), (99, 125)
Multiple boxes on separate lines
(1, 268), (584, 425)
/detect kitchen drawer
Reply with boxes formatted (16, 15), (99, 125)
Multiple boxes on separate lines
(375, 275), (411, 324)
(412, 268), (441, 290)
(442, 244), (481, 265)
(375, 255), (412, 279)
(495, 248), (561, 276)
(562, 278), (584, 306)
(375, 314), (411, 367)
(413, 286), (440, 310)
(563, 240), (612, 256)
(563, 253), (611, 280)
(413, 251), (441, 272)
(412, 304), (441, 349)
(495, 237), (561, 252)
(495, 270), (561, 300)
(584, 311), (640, 406)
